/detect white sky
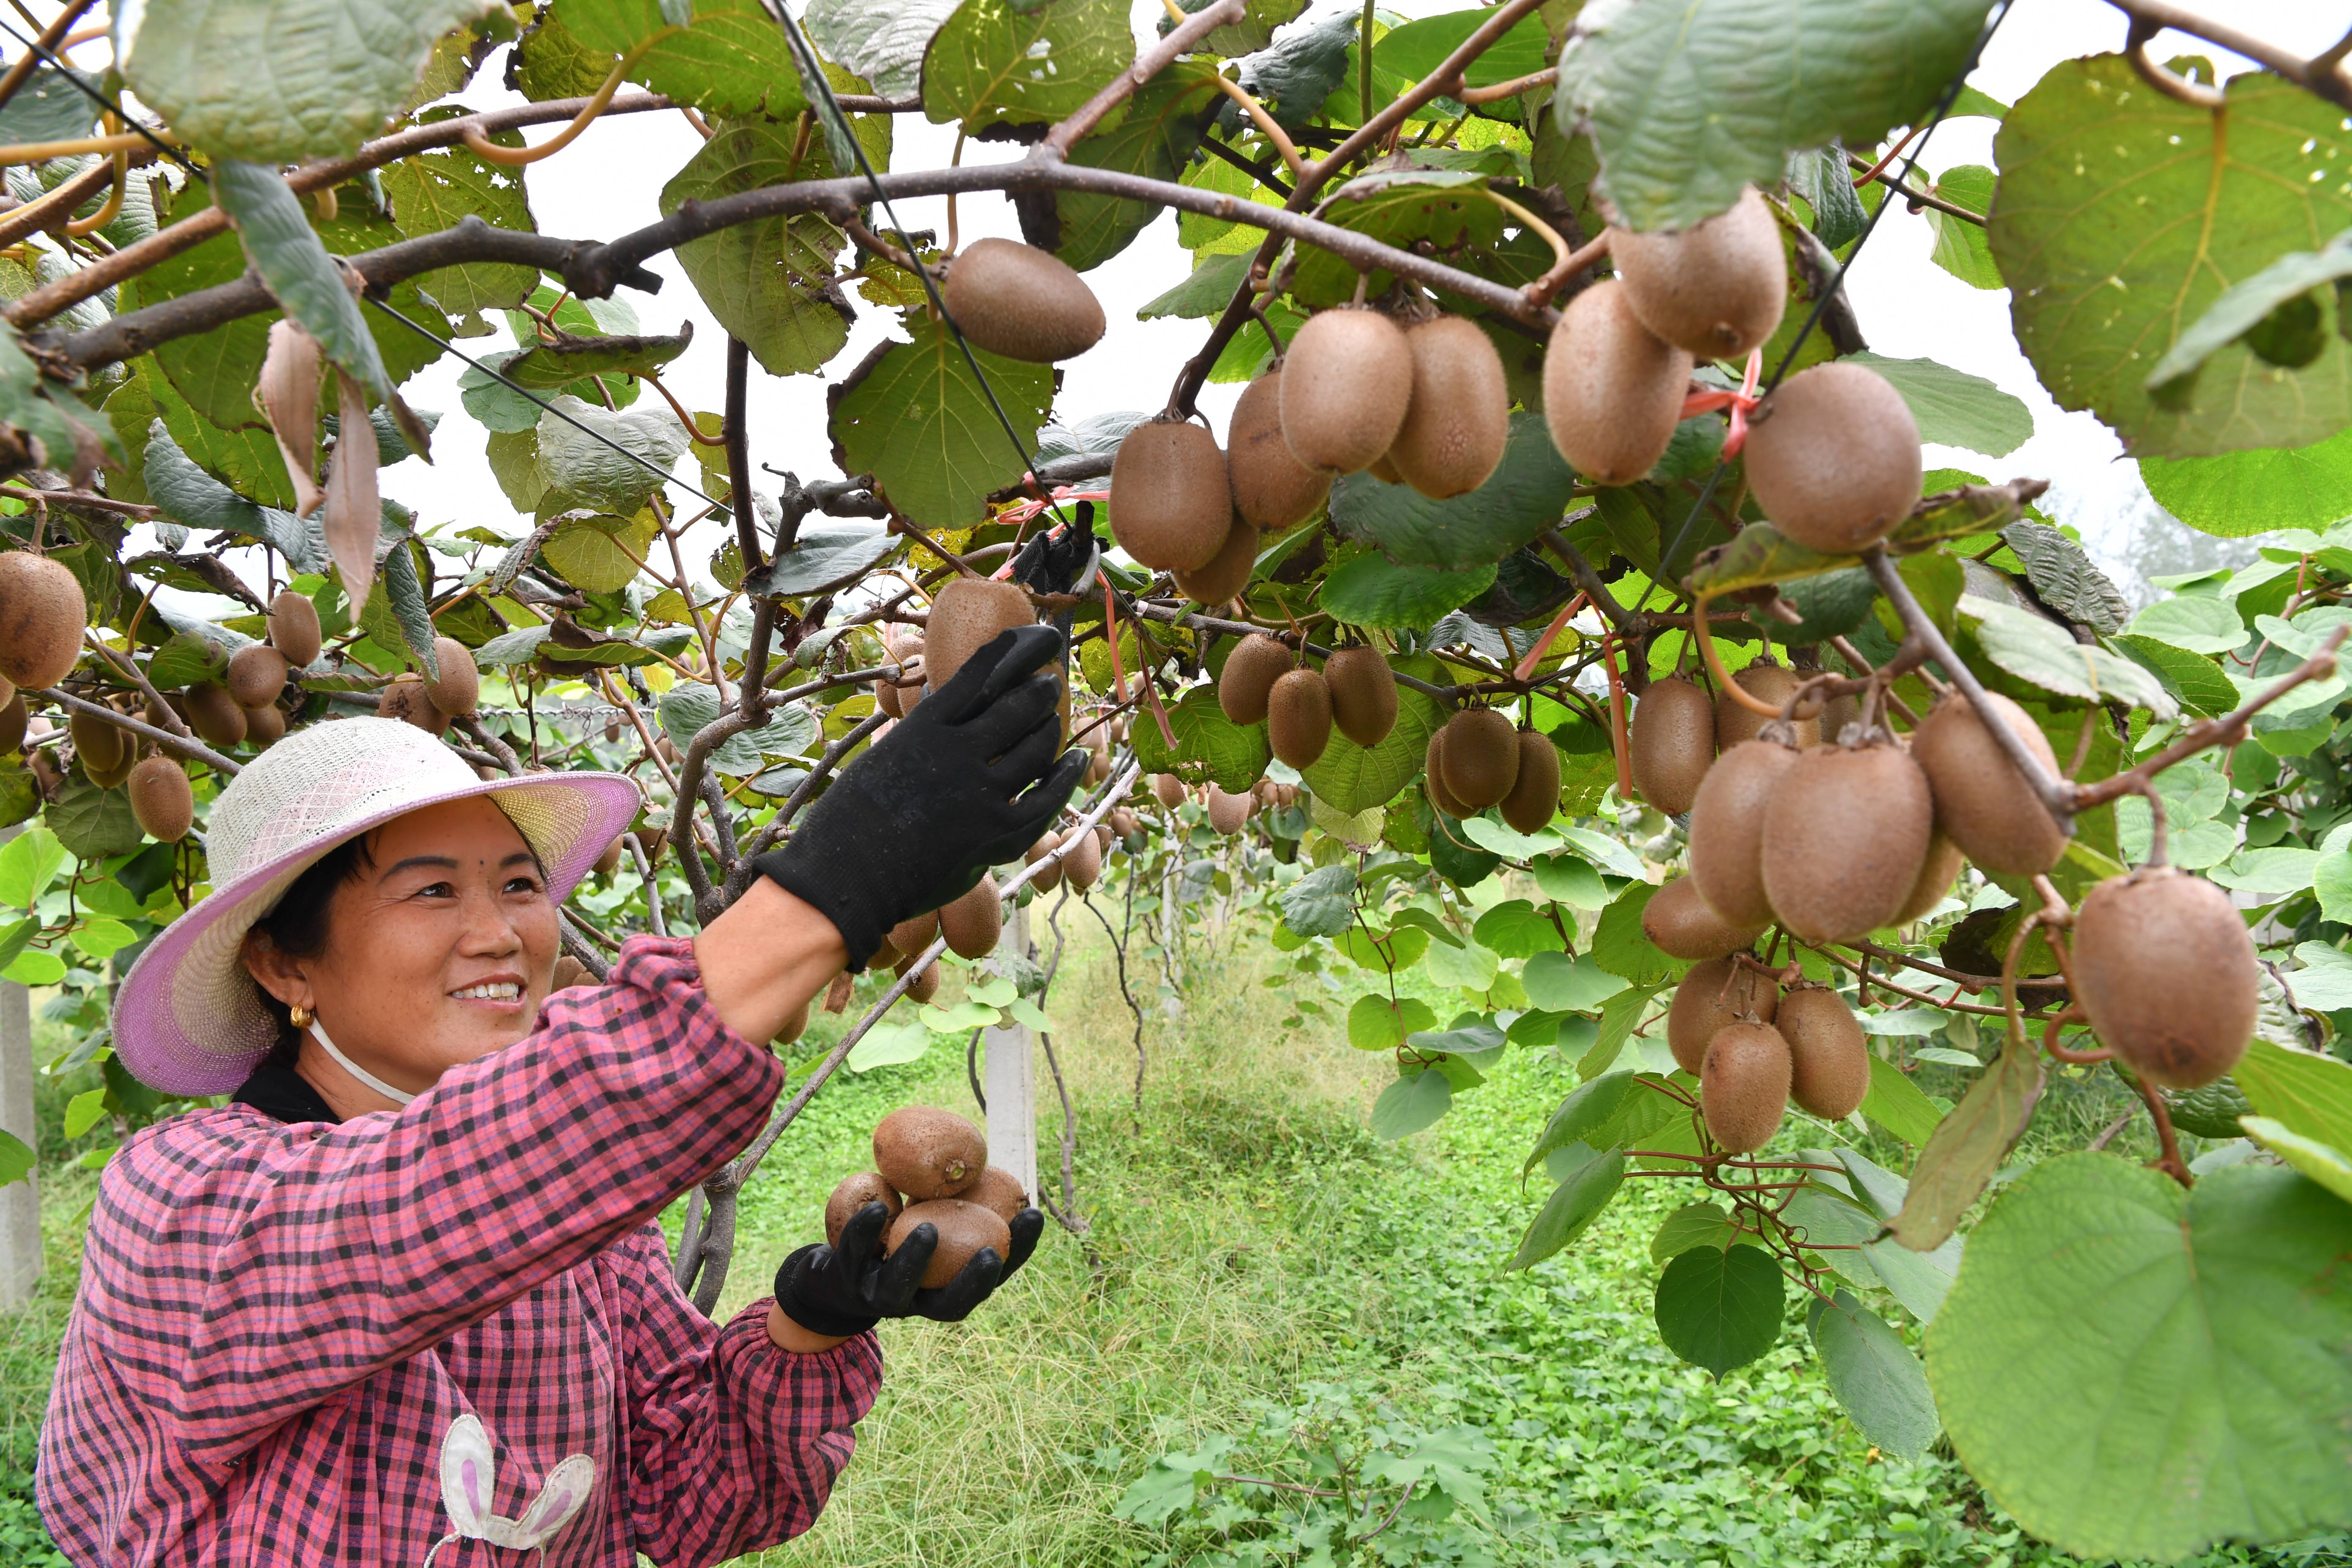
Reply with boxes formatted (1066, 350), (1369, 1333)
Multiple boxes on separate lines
(61, 0), (2352, 613)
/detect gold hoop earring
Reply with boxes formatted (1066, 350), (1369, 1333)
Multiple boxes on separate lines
(289, 1003), (311, 1029)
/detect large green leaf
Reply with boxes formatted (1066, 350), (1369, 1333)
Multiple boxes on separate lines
(143, 422), (323, 569)
(1928, 1155), (2352, 1561)
(1810, 1289), (1940, 1460)
(1298, 656), (1444, 813)
(213, 161), (392, 398)
(1288, 168), (1506, 308)
(118, 0), (493, 163)
(1317, 553), (1496, 629)
(661, 119), (854, 378)
(0, 329), (112, 469)
(46, 777), (145, 860)
(1556, 0), (1990, 233)
(1056, 63), (1225, 274)
(1989, 58), (2352, 457)
(1956, 595), (2178, 719)
(1157, 0), (1305, 58)
(1654, 1242), (1785, 1375)
(0, 65), (98, 146)
(1330, 413), (1577, 572)
(1131, 686), (1269, 792)
(828, 315), (1052, 531)
(806, 0), (960, 101)
(1509, 1149), (1626, 1268)
(2232, 1035), (2352, 1152)
(2146, 228), (2352, 399)
(1369, 1067), (1454, 1140)
(535, 398), (688, 517)
(378, 110), (541, 322)
(1848, 353), (2032, 460)
(922, 0), (1135, 128)
(562, 0), (807, 117)
(1922, 163), (1999, 289)
(2140, 425), (2352, 538)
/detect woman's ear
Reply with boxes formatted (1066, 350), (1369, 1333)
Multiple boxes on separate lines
(241, 928), (311, 1011)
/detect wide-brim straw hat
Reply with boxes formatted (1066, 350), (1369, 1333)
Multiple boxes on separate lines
(113, 716), (642, 1096)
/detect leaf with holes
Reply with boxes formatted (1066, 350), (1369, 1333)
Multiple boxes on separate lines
(661, 118), (855, 378)
(2146, 229), (2352, 400)
(561, 0), (807, 117)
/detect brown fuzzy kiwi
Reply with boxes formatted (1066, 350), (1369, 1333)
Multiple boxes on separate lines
(1540, 280), (1694, 485)
(1063, 823), (1103, 888)
(776, 999), (811, 1045)
(901, 958), (941, 1004)
(940, 237), (1106, 362)
(874, 675), (904, 719)
(243, 702), (287, 748)
(939, 872), (1004, 960)
(1642, 875), (1765, 961)
(1759, 740), (1934, 943)
(1666, 958), (1779, 1075)
(128, 756), (194, 841)
(1438, 708), (1519, 809)
(959, 1165), (1030, 1225)
(1775, 987), (1870, 1120)
(1153, 773), (1187, 810)
(1895, 832), (1966, 924)
(1911, 690), (2066, 874)
(1323, 644), (1398, 749)
(1226, 366), (1331, 530)
(1109, 806), (1138, 837)
(1173, 516), (1258, 605)
(226, 644), (289, 709)
(1424, 728), (1473, 819)
(1499, 730), (1560, 835)
(1110, 419), (1234, 571)
(424, 637), (480, 716)
(924, 577), (1034, 692)
(1701, 1021), (1794, 1153)
(1687, 738), (1798, 928)
(1388, 315), (1509, 498)
(873, 1105), (988, 1200)
(1816, 692), (1861, 747)
(1207, 784), (1252, 834)
(885, 1199), (1013, 1288)
(1715, 664), (1817, 750)
(868, 931), (906, 973)
(890, 909), (941, 958)
(2071, 867), (2258, 1089)
(69, 710), (124, 781)
(1743, 362), (1922, 553)
(376, 673), (445, 735)
(1219, 633), (1294, 725)
(1278, 308), (1415, 474)
(1367, 452), (1404, 484)
(0, 693), (27, 755)
(825, 1172), (904, 1252)
(594, 837), (624, 877)
(1629, 676), (1716, 814)
(550, 955), (591, 993)
(267, 589), (323, 667)
(1024, 833), (1064, 893)
(1266, 668), (1333, 770)
(1607, 188), (1788, 359)
(0, 552), (87, 690)
(186, 682), (250, 747)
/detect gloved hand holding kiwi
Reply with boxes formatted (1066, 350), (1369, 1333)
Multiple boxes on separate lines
(773, 1107), (1043, 1335)
(754, 623), (1086, 971)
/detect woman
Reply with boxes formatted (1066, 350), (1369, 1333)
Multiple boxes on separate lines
(39, 625), (1083, 1566)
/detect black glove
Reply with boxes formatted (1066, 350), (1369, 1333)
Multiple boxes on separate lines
(771, 1200), (1047, 1336)
(755, 623), (1085, 969)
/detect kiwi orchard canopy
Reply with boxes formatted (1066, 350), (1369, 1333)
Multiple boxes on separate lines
(0, 0), (2347, 1560)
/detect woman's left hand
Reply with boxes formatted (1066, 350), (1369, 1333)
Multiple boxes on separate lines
(769, 1200), (1045, 1342)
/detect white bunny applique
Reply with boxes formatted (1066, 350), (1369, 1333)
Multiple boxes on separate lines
(422, 1414), (596, 1565)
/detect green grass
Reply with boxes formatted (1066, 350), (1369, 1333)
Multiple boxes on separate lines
(2, 916), (2346, 1567)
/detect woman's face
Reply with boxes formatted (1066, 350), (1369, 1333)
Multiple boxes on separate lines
(244, 797), (560, 1096)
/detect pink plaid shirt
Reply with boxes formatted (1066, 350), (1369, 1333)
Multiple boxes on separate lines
(38, 937), (881, 1566)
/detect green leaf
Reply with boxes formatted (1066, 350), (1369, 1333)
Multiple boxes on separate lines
(1580, 984), (1668, 1080)
(1138, 251), (1256, 321)
(1922, 164), (2000, 289)
(1298, 655), (1445, 813)
(1590, 882), (1681, 985)
(2147, 229), (2352, 398)
(1989, 59), (2352, 457)
(660, 118), (853, 377)
(844, 1019), (930, 1073)
(0, 1127), (29, 1188)
(1957, 595), (2178, 719)
(805, 0), (962, 101)
(120, 0), (493, 162)
(378, 109), (541, 319)
(2110, 637), (2238, 718)
(1557, 0), (1990, 234)
(44, 777), (145, 860)
(0, 826), (66, 911)
(0, 64), (98, 145)
(535, 399), (689, 517)
(1330, 413), (1578, 571)
(1155, 0), (1305, 58)
(542, 511), (659, 594)
(1929, 1156), (2352, 1561)
(2140, 425), (2352, 538)
(564, 0), (808, 117)
(1288, 168), (1507, 309)
(214, 161), (393, 397)
(381, 540), (440, 678)
(1347, 993), (1436, 1052)
(1130, 685), (1269, 793)
(3, 948), (63, 985)
(1057, 63), (1225, 273)
(830, 314), (1053, 531)
(1685, 522), (1853, 597)
(1470, 899), (1565, 960)
(1886, 476), (2052, 551)
(1889, 1038), (2043, 1252)
(1316, 552), (1497, 629)
(1459, 817), (1563, 862)
(70, 917), (137, 960)
(1848, 353), (2033, 460)
(922, 0), (1135, 128)
(1811, 1288), (1941, 1460)
(1651, 1200), (1742, 1263)
(0, 329), (114, 468)
(2239, 1116), (2352, 1206)
(1998, 522), (2130, 634)
(1859, 1053), (1952, 1149)
(745, 524), (898, 599)
(1369, 1067), (1453, 1140)
(1508, 1149), (1626, 1269)
(1522, 951), (1627, 1012)
(2124, 593), (2246, 656)
(2232, 1035), (2352, 1152)
(1654, 1242), (1786, 1375)
(1532, 853), (1610, 910)
(501, 327), (693, 391)
(63, 1086), (107, 1140)
(1277, 863), (1358, 939)
(1524, 1070), (1682, 1171)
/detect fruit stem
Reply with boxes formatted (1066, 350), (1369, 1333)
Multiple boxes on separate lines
(461, 30), (677, 166)
(1206, 73), (1304, 177)
(1599, 631), (1635, 804)
(2123, 775), (2170, 868)
(1689, 591), (1785, 717)
(2113, 1058), (2194, 1187)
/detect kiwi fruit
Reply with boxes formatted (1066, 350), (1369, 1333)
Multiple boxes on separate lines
(68, 710), (125, 782)
(424, 637), (480, 717)
(1063, 824), (1103, 888)
(1279, 308), (1415, 474)
(940, 237), (1106, 362)
(874, 676), (904, 718)
(901, 958), (941, 1004)
(267, 589), (322, 667)
(776, 999), (812, 1045)
(1110, 420), (1233, 572)
(1642, 874), (1765, 961)
(1266, 668), (1333, 770)
(186, 682), (250, 747)
(1226, 366), (1331, 530)
(1218, 633), (1293, 725)
(1895, 832), (1966, 924)
(1153, 773), (1187, 810)
(1388, 315), (1509, 498)
(1715, 664), (1817, 750)
(1367, 452), (1404, 484)
(594, 837), (624, 877)
(549, 955), (591, 993)
(0, 693), (27, 755)
(1742, 362), (1923, 554)
(1438, 708), (1519, 809)
(1173, 516), (1258, 605)
(1701, 1021), (1794, 1154)
(0, 552), (86, 691)
(1817, 692), (1861, 746)
(2071, 867), (2258, 1089)
(1319, 644), (1398, 749)
(939, 872), (1003, 960)
(1024, 833), (1063, 893)
(885, 1198), (1013, 1288)
(1207, 784), (1252, 834)
(1424, 728), (1472, 819)
(1629, 676), (1716, 814)
(226, 644), (289, 709)
(1109, 806), (1138, 837)
(1499, 730), (1560, 835)
(1667, 958), (1779, 1075)
(1607, 187), (1788, 359)
(243, 702), (287, 748)
(1911, 691), (2066, 874)
(873, 1105), (988, 1200)
(1686, 738), (1797, 928)
(924, 577), (1034, 691)
(890, 909), (941, 958)
(374, 673), (444, 735)
(959, 1165), (1030, 1225)
(127, 755), (193, 841)
(1773, 987), (1870, 1120)
(1759, 740), (1934, 943)
(825, 1171), (904, 1252)
(1540, 280), (1694, 485)
(868, 931), (906, 972)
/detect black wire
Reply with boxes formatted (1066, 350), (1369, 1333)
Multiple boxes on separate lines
(1643, 0), (2019, 606)
(0, 16), (201, 177)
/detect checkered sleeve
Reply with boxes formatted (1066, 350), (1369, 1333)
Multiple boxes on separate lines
(609, 1226), (882, 1565)
(86, 936), (784, 1462)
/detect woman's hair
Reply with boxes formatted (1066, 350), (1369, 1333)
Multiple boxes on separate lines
(248, 833), (377, 1063)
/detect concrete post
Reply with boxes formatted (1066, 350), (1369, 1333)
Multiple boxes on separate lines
(0, 820), (37, 1306)
(983, 901), (1037, 1202)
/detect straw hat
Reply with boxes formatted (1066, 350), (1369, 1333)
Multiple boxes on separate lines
(112, 716), (642, 1096)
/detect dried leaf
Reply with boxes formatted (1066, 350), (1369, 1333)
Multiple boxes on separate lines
(253, 319), (324, 517)
(323, 370), (381, 615)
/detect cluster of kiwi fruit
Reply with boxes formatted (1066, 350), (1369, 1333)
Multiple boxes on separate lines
(868, 874), (1007, 999)
(1214, 632), (1398, 771)
(375, 633), (482, 738)
(1024, 815), (1109, 894)
(825, 1105), (1030, 1287)
(1423, 707), (1559, 834)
